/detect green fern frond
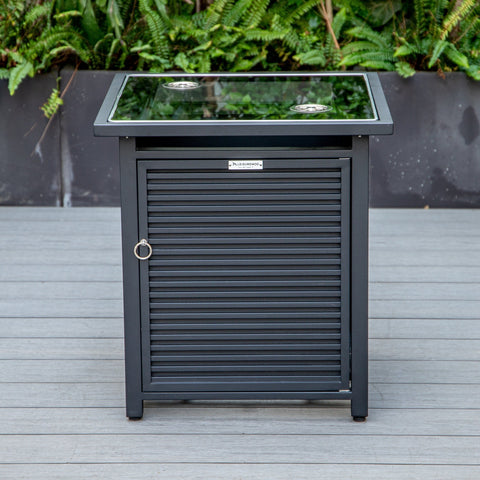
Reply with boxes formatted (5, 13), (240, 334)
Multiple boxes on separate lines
(173, 52), (192, 72)
(241, 0), (269, 28)
(283, 30), (301, 51)
(286, 0), (320, 24)
(444, 43), (469, 68)
(41, 87), (63, 119)
(340, 49), (394, 67)
(466, 63), (480, 80)
(394, 44), (415, 57)
(231, 51), (266, 71)
(428, 39), (448, 67)
(413, 0), (428, 34)
(441, 0), (476, 40)
(25, 4), (51, 26)
(432, 0), (449, 24)
(459, 16), (480, 43)
(293, 49), (326, 66)
(138, 51), (171, 69)
(196, 53), (211, 72)
(29, 27), (91, 65)
(204, 0), (234, 30)
(139, 0), (171, 58)
(244, 29), (287, 42)
(332, 7), (347, 38)
(191, 40), (213, 52)
(53, 10), (83, 21)
(222, 0), (252, 27)
(8, 61), (34, 95)
(119, 0), (135, 23)
(342, 41), (380, 56)
(395, 61), (416, 77)
(360, 59), (396, 70)
(346, 26), (391, 49)
(270, 13), (284, 32)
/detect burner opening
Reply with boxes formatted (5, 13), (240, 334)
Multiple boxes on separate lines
(163, 81), (201, 90)
(290, 103), (331, 114)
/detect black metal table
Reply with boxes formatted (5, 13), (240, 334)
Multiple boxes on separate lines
(94, 72), (393, 421)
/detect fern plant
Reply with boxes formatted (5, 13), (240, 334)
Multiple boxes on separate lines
(394, 0), (480, 79)
(341, 0), (480, 79)
(340, 23), (413, 77)
(0, 0), (91, 96)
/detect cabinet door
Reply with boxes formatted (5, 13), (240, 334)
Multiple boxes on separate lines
(137, 158), (350, 394)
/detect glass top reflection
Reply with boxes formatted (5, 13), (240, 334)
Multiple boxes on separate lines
(110, 74), (376, 122)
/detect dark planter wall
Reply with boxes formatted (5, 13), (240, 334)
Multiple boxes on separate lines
(373, 72), (480, 208)
(60, 70), (119, 206)
(1, 70), (479, 207)
(0, 73), (61, 205)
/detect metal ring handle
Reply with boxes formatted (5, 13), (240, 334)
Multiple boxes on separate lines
(133, 239), (153, 260)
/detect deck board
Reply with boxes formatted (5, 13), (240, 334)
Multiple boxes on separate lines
(0, 207), (479, 476)
(1, 464), (480, 480)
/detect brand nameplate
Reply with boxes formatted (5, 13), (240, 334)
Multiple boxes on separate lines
(228, 160), (263, 170)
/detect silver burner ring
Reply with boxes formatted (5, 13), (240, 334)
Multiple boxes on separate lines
(290, 103), (331, 113)
(163, 81), (201, 90)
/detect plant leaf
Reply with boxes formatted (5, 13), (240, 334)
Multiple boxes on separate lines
(293, 50), (326, 66)
(428, 40), (449, 68)
(394, 45), (414, 57)
(8, 61), (34, 95)
(395, 61), (416, 77)
(444, 44), (469, 69)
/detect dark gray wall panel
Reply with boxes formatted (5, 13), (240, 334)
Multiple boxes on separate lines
(372, 72), (480, 207)
(0, 74), (61, 205)
(60, 70), (119, 206)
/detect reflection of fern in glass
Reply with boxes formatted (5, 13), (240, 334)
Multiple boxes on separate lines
(111, 75), (375, 121)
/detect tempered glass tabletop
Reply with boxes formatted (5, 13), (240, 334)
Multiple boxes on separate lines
(109, 74), (377, 122)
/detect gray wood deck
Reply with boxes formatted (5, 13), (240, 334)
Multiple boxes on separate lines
(1, 207), (479, 479)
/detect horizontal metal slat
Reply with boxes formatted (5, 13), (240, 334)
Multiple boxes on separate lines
(147, 379), (343, 392)
(150, 300), (341, 310)
(150, 312), (341, 320)
(149, 276), (340, 285)
(149, 280), (341, 288)
(151, 354), (341, 362)
(148, 248), (340, 257)
(150, 341), (339, 350)
(148, 237), (340, 246)
(149, 290), (339, 299)
(147, 182), (339, 191)
(149, 322), (340, 331)
(150, 333), (340, 342)
(149, 375), (340, 382)
(147, 193), (341, 202)
(148, 226), (341, 235)
(148, 205), (341, 214)
(150, 364), (341, 373)
(148, 259), (340, 267)
(147, 215), (340, 224)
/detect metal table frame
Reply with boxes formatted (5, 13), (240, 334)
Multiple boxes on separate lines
(94, 72), (393, 421)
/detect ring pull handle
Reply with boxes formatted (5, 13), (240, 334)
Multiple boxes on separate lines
(133, 239), (153, 260)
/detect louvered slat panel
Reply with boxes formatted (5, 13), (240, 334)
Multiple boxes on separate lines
(138, 159), (350, 393)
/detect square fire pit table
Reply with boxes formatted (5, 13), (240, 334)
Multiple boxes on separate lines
(94, 72), (393, 421)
